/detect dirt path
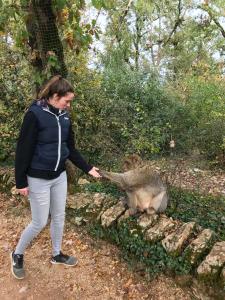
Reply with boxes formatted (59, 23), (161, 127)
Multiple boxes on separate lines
(0, 194), (194, 300)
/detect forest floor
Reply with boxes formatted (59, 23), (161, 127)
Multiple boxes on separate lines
(0, 158), (224, 300)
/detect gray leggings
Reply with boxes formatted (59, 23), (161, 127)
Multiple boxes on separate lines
(15, 171), (67, 256)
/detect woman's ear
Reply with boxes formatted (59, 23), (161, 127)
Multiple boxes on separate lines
(52, 93), (59, 101)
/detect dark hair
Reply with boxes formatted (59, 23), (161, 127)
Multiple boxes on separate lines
(38, 75), (74, 99)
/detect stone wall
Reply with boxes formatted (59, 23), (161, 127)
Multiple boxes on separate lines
(67, 192), (225, 288)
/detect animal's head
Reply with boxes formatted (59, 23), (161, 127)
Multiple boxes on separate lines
(122, 154), (143, 171)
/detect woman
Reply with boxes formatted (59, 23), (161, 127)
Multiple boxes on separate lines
(11, 75), (101, 279)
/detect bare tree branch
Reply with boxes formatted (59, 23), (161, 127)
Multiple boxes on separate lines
(199, 5), (225, 38)
(162, 0), (183, 46)
(116, 0), (134, 42)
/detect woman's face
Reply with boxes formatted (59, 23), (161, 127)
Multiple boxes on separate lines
(49, 92), (74, 110)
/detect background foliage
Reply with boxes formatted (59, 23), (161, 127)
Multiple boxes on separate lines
(0, 0), (224, 166)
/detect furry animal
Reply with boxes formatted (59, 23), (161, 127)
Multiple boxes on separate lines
(99, 155), (168, 215)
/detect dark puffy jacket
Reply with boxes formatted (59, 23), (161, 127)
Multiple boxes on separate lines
(29, 100), (70, 171)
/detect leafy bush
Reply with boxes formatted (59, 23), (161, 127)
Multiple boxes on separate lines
(72, 49), (225, 166)
(166, 75), (225, 162)
(167, 186), (225, 240)
(0, 41), (32, 162)
(1, 40), (224, 167)
(191, 79), (225, 162)
(0, 172), (14, 193)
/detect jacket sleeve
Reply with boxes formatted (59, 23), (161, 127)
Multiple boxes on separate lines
(15, 111), (38, 189)
(67, 124), (92, 174)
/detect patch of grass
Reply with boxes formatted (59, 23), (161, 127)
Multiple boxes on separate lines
(167, 186), (225, 240)
(0, 173), (14, 194)
(81, 181), (124, 198)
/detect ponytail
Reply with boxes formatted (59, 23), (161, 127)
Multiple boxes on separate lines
(38, 75), (74, 99)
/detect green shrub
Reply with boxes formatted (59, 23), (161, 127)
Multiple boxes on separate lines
(0, 41), (32, 162)
(167, 186), (225, 240)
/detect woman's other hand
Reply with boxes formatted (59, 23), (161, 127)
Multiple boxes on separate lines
(88, 167), (102, 178)
(17, 187), (29, 196)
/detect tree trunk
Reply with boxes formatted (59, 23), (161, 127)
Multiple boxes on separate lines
(24, 0), (67, 84)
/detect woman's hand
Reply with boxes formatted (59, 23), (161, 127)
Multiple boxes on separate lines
(88, 167), (102, 178)
(17, 187), (29, 196)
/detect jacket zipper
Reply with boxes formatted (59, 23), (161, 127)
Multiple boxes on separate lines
(43, 108), (66, 171)
(55, 115), (61, 171)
